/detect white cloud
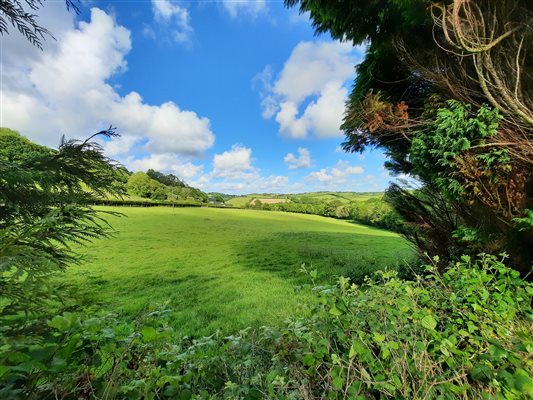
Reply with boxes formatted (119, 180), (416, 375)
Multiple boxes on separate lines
(222, 0), (266, 18)
(307, 161), (364, 187)
(128, 153), (204, 180)
(202, 174), (290, 195)
(275, 101), (307, 138)
(252, 65), (277, 118)
(2, 8), (214, 158)
(151, 0), (193, 43)
(255, 41), (364, 139)
(274, 41), (354, 103)
(111, 93), (214, 155)
(308, 169), (332, 183)
(346, 166), (364, 174)
(301, 83), (348, 138)
(103, 135), (140, 157)
(191, 144), (294, 194)
(204, 174), (289, 193)
(284, 147), (312, 169)
(212, 144), (257, 179)
(0, 1), (74, 73)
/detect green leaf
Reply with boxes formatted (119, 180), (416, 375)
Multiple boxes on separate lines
(421, 315), (437, 331)
(381, 348), (390, 360)
(141, 326), (158, 342)
(349, 344), (356, 358)
(513, 369), (533, 396)
(48, 315), (71, 331)
(329, 305), (343, 316)
(0, 366), (10, 378)
(387, 341), (399, 350)
(50, 357), (67, 372)
(373, 332), (386, 343)
(471, 364), (492, 382)
(302, 353), (315, 366)
(332, 376), (344, 390)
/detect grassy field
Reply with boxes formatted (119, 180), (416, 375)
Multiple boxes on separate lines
(226, 192), (384, 207)
(64, 207), (412, 336)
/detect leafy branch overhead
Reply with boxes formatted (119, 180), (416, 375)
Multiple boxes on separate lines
(286, 0), (533, 273)
(0, 127), (125, 315)
(0, 0), (79, 49)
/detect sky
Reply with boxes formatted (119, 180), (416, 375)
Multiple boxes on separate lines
(1, 0), (399, 194)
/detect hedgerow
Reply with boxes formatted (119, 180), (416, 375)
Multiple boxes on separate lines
(1, 254), (531, 399)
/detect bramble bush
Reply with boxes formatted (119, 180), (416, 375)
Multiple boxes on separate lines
(1, 254), (531, 399)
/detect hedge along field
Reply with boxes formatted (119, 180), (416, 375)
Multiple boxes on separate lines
(63, 206), (413, 336)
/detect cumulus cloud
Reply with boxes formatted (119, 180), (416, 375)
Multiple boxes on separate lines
(254, 41), (364, 139)
(284, 147), (312, 169)
(2, 7), (214, 162)
(151, 0), (193, 43)
(128, 153), (204, 180)
(212, 144), (257, 180)
(222, 0), (266, 18)
(203, 174), (289, 194)
(191, 144), (292, 194)
(307, 161), (364, 186)
(308, 169), (332, 183)
(252, 65), (277, 119)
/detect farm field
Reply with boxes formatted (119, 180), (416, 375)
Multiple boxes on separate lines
(225, 191), (383, 207)
(64, 206), (413, 337)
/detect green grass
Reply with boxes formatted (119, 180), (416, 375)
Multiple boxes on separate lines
(63, 207), (413, 337)
(226, 191), (384, 207)
(225, 195), (257, 207)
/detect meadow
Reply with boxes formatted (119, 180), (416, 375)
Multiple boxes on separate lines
(225, 191), (383, 207)
(64, 206), (413, 337)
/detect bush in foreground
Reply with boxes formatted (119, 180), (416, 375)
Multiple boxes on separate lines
(1, 254), (531, 399)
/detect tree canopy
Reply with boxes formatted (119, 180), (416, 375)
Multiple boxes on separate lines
(286, 0), (533, 272)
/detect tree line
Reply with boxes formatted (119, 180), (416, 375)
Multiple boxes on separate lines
(246, 196), (407, 233)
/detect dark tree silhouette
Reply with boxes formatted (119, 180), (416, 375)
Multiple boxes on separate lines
(0, 0), (79, 49)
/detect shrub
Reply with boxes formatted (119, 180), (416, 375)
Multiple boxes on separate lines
(1, 254), (531, 399)
(281, 254), (532, 399)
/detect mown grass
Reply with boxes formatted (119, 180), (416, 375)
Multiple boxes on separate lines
(63, 207), (413, 337)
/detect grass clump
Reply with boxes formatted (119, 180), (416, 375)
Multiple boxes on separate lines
(1, 254), (531, 399)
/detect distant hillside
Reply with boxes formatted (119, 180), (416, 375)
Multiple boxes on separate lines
(226, 192), (383, 208)
(0, 127), (209, 205)
(124, 170), (208, 203)
(223, 191), (405, 233)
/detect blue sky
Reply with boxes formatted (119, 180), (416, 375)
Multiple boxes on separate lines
(1, 0), (397, 194)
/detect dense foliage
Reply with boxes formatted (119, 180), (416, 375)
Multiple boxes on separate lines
(0, 127), (124, 317)
(1, 255), (531, 399)
(126, 171), (208, 203)
(286, 0), (533, 273)
(146, 169), (187, 188)
(246, 196), (406, 233)
(2, 1), (531, 397)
